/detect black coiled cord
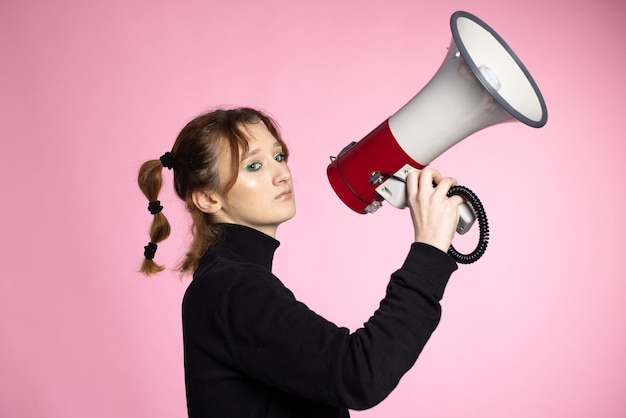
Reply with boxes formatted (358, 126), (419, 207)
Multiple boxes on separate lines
(447, 185), (489, 264)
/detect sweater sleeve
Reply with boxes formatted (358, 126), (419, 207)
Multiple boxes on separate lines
(219, 242), (457, 410)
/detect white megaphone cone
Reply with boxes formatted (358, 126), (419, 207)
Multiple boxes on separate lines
(327, 10), (547, 216)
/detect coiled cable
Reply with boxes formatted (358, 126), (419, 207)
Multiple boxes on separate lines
(446, 185), (489, 264)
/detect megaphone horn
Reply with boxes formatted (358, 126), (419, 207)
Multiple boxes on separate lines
(327, 10), (547, 215)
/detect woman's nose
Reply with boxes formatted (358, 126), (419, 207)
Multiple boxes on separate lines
(273, 161), (291, 184)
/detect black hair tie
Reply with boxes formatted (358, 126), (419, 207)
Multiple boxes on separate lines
(148, 200), (163, 215)
(144, 242), (158, 260)
(160, 152), (174, 169)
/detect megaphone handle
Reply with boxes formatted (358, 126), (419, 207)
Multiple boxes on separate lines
(373, 169), (489, 264)
(447, 185), (490, 264)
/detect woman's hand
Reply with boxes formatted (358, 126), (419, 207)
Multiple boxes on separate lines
(406, 168), (464, 253)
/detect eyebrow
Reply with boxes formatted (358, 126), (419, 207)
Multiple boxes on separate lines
(241, 142), (283, 161)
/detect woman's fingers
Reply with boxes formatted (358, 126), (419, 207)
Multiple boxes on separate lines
(405, 168), (464, 253)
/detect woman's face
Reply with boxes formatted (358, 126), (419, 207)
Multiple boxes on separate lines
(213, 122), (296, 237)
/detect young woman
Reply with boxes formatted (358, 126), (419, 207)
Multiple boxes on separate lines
(138, 107), (464, 418)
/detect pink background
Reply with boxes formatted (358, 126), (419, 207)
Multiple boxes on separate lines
(1, 0), (625, 417)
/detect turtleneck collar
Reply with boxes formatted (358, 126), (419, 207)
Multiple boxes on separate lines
(209, 223), (280, 272)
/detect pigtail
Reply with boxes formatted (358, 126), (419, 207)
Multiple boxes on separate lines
(138, 154), (173, 276)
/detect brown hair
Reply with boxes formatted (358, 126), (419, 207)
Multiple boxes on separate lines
(137, 107), (287, 276)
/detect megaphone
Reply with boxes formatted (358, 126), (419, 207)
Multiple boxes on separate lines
(327, 11), (547, 263)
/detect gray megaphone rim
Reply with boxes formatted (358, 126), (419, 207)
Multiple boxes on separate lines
(450, 10), (548, 128)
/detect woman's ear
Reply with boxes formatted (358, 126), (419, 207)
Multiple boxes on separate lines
(191, 189), (223, 214)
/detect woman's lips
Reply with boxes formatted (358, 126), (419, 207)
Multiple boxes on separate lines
(275, 189), (292, 200)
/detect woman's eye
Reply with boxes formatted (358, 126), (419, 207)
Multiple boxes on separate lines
(274, 152), (287, 162)
(243, 161), (262, 171)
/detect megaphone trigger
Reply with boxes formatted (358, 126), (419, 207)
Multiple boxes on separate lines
(372, 164), (417, 209)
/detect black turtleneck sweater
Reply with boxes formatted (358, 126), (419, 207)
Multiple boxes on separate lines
(182, 223), (457, 418)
